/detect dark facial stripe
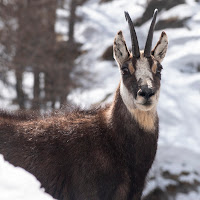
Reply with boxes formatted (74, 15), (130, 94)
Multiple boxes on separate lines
(147, 57), (153, 69)
(131, 57), (137, 70)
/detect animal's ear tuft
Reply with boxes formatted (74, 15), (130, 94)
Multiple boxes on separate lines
(113, 31), (130, 66)
(151, 31), (168, 63)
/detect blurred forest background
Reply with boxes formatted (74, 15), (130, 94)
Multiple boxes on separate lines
(0, 0), (198, 110)
(0, 0), (86, 110)
(0, 0), (200, 199)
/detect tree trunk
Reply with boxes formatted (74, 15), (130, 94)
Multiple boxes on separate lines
(15, 69), (25, 109)
(68, 0), (77, 43)
(33, 68), (40, 110)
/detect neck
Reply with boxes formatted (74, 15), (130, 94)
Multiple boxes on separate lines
(105, 85), (158, 133)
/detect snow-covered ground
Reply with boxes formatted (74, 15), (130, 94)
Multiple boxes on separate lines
(0, 0), (200, 199)
(0, 155), (54, 200)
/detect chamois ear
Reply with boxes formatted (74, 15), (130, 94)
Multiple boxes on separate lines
(151, 31), (168, 63)
(113, 31), (130, 66)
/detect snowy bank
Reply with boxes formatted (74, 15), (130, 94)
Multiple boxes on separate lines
(0, 155), (54, 200)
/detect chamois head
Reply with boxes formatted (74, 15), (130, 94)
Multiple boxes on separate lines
(113, 9), (168, 112)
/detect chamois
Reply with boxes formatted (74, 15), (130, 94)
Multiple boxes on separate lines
(0, 9), (168, 200)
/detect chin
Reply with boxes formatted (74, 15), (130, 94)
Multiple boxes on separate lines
(136, 102), (156, 111)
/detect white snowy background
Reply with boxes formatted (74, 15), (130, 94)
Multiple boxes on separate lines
(0, 0), (200, 199)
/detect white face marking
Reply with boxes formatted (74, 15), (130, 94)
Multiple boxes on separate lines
(135, 55), (153, 86)
(147, 79), (153, 89)
(120, 80), (135, 112)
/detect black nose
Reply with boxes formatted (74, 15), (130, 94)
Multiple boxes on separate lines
(138, 86), (155, 99)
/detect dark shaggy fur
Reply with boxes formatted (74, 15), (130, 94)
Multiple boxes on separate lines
(0, 86), (158, 200)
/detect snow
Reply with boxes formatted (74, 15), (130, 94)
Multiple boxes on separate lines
(144, 146), (200, 198)
(159, 4), (197, 20)
(176, 190), (200, 200)
(0, 155), (54, 200)
(0, 0), (200, 199)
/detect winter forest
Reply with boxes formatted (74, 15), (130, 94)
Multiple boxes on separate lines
(0, 0), (200, 199)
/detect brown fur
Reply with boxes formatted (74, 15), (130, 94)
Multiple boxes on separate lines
(0, 85), (158, 200)
(152, 63), (157, 74)
(128, 63), (135, 74)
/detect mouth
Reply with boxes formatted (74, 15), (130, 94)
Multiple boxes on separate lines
(136, 99), (155, 111)
(139, 100), (152, 106)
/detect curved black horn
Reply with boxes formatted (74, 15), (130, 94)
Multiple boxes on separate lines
(124, 11), (140, 58)
(144, 9), (158, 58)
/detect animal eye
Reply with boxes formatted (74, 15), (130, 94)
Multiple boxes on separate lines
(156, 65), (163, 74)
(121, 64), (130, 76)
(156, 68), (161, 73)
(156, 65), (163, 79)
(121, 67), (129, 75)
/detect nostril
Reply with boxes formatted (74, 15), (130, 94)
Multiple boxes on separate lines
(138, 91), (146, 97)
(138, 89), (155, 99)
(149, 92), (155, 98)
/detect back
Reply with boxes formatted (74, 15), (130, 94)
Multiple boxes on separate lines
(0, 108), (126, 200)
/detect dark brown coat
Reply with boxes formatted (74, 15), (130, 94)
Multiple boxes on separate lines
(0, 85), (158, 200)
